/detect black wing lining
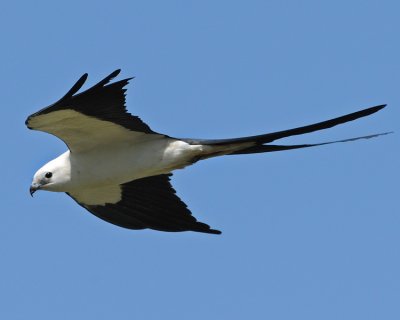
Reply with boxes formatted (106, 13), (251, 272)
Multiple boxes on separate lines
(26, 69), (158, 134)
(68, 174), (221, 235)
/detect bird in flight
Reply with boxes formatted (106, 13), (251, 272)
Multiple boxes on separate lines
(26, 70), (387, 234)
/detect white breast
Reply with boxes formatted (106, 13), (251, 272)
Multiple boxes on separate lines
(67, 137), (204, 190)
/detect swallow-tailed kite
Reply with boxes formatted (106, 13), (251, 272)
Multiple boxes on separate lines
(26, 70), (388, 234)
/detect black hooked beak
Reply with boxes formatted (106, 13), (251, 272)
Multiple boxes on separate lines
(30, 183), (40, 197)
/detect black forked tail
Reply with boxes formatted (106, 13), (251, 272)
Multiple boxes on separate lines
(230, 132), (391, 155)
(183, 104), (388, 155)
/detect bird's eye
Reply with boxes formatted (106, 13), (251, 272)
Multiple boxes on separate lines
(45, 172), (53, 179)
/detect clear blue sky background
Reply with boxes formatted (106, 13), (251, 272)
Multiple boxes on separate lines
(1, 1), (398, 319)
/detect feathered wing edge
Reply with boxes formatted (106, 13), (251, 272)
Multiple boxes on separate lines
(25, 70), (159, 135)
(67, 174), (222, 235)
(26, 70), (121, 122)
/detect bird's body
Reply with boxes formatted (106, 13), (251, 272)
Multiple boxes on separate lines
(27, 70), (388, 234)
(49, 140), (197, 191)
(48, 139), (232, 188)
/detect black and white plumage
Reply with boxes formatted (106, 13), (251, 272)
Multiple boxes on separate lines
(26, 70), (388, 234)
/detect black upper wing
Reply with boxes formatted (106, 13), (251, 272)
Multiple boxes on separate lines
(68, 174), (221, 235)
(25, 70), (163, 152)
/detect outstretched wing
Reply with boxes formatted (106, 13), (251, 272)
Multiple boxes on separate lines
(25, 70), (164, 152)
(67, 174), (221, 235)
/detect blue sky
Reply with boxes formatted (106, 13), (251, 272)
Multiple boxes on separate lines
(1, 1), (398, 319)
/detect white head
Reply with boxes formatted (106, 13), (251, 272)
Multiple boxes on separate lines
(30, 151), (71, 195)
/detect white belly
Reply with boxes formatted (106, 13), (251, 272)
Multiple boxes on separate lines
(68, 137), (204, 189)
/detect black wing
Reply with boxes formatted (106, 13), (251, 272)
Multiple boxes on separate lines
(26, 70), (163, 152)
(68, 174), (221, 235)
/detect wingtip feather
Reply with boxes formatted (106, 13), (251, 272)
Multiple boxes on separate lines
(61, 73), (88, 99)
(97, 69), (121, 87)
